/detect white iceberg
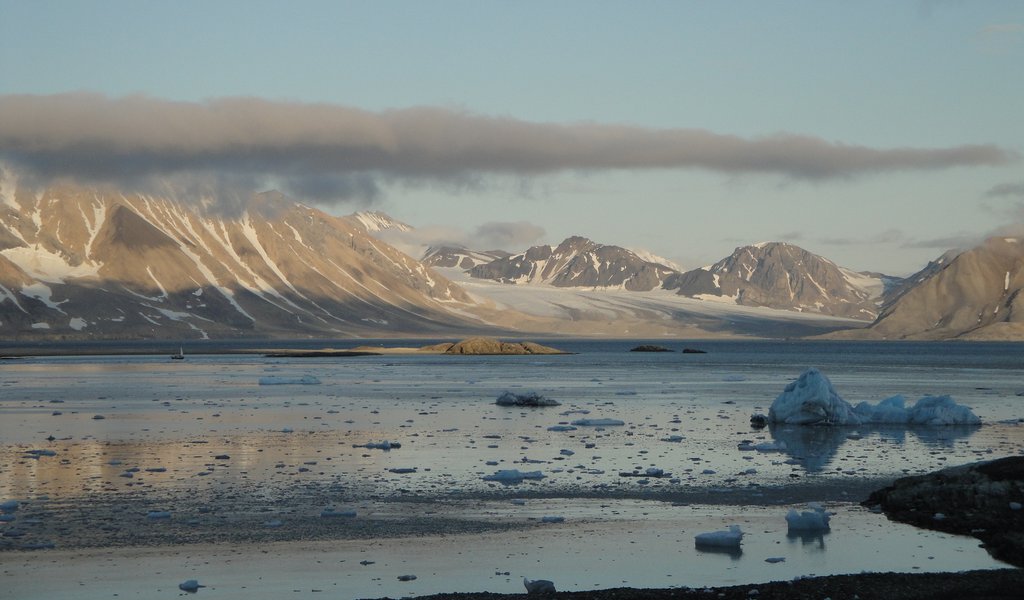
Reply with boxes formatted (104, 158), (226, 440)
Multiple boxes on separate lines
(258, 375), (321, 385)
(769, 368), (980, 426)
(854, 395), (981, 426)
(694, 524), (743, 548)
(482, 469), (545, 482)
(785, 504), (831, 531)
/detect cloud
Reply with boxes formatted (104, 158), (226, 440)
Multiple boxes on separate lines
(378, 220), (547, 258)
(984, 181), (1024, 198)
(0, 93), (1016, 206)
(821, 228), (907, 246)
(902, 233), (983, 250)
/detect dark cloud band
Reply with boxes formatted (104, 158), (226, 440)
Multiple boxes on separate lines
(0, 93), (1015, 202)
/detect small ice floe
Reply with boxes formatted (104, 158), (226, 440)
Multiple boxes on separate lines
(263, 519), (283, 528)
(661, 435), (685, 443)
(785, 504), (831, 531)
(92, 415), (105, 420)
(146, 511), (172, 520)
(495, 391), (560, 407)
(571, 418), (625, 427)
(0, 514), (14, 522)
(1010, 502), (1022, 511)
(321, 508), (357, 518)
(620, 467), (672, 478)
(258, 375), (321, 386)
(280, 427), (294, 433)
(547, 425), (577, 432)
(355, 441), (402, 451)
(765, 557), (786, 564)
(24, 449), (57, 457)
(388, 467), (417, 474)
(1, 499), (19, 512)
(769, 368), (981, 426)
(933, 512), (946, 521)
(482, 469), (545, 482)
(752, 441), (786, 453)
(695, 525), (743, 549)
(524, 577), (556, 594)
(178, 579), (204, 593)
(559, 449), (574, 456)
(145, 467), (167, 473)
(541, 516), (565, 523)
(397, 574), (417, 582)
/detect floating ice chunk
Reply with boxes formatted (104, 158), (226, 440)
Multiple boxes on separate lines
(321, 508), (357, 518)
(524, 577), (556, 594)
(1010, 502), (1022, 511)
(178, 579), (204, 592)
(754, 440), (787, 453)
(768, 369), (860, 425)
(146, 511), (171, 520)
(571, 418), (625, 427)
(25, 449), (57, 457)
(388, 467), (417, 474)
(541, 516), (565, 523)
(482, 469), (545, 482)
(661, 435), (685, 442)
(785, 504), (831, 531)
(397, 574), (417, 582)
(695, 525), (743, 548)
(258, 375), (321, 385)
(0, 514), (14, 522)
(264, 519), (283, 527)
(765, 557), (786, 563)
(495, 391), (560, 407)
(770, 369), (980, 426)
(1, 500), (19, 512)
(853, 395), (981, 426)
(547, 425), (577, 432)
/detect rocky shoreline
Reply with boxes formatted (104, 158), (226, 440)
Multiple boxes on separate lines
(364, 569), (1024, 600)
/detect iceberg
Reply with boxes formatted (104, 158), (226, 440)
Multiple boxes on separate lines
(695, 524), (743, 548)
(769, 368), (980, 426)
(854, 395), (982, 426)
(785, 504), (831, 532)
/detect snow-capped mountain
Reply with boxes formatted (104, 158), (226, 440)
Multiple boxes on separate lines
(422, 246), (511, 270)
(346, 210), (412, 233)
(662, 242), (895, 320)
(834, 237), (1024, 340)
(467, 236), (678, 291)
(0, 171), (477, 339)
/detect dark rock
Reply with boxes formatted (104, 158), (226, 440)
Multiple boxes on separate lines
(629, 345), (673, 352)
(864, 456), (1024, 566)
(682, 348), (707, 354)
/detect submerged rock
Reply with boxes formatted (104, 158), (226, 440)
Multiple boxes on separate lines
(864, 456), (1024, 567)
(495, 391), (560, 407)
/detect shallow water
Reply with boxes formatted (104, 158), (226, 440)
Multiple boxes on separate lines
(1, 340), (1022, 597)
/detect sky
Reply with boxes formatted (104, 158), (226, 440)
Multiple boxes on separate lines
(1, 1), (1022, 275)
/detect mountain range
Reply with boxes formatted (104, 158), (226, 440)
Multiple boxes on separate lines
(0, 170), (1020, 341)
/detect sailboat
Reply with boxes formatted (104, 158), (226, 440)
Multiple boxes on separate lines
(170, 346), (185, 360)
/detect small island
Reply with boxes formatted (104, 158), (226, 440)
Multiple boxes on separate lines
(629, 344), (673, 352)
(263, 337), (568, 357)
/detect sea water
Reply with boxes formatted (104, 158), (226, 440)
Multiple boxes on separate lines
(1, 340), (1022, 598)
